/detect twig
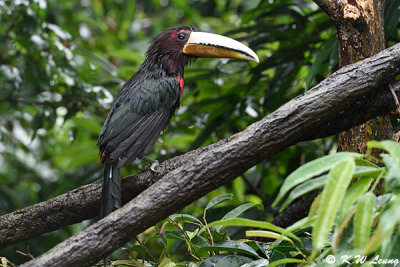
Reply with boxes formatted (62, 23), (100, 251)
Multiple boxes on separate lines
(134, 237), (157, 263)
(171, 219), (201, 261)
(202, 214), (216, 256)
(389, 82), (400, 118)
(16, 246), (35, 260)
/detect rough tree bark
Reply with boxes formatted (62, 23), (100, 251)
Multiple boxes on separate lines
(314, 0), (394, 153)
(10, 43), (400, 267)
(0, 149), (195, 249)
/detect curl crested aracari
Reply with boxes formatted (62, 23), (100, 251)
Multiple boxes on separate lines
(98, 26), (259, 218)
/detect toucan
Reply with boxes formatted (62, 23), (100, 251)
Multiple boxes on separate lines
(98, 26), (259, 218)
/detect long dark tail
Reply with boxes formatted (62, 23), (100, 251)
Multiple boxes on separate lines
(100, 159), (121, 218)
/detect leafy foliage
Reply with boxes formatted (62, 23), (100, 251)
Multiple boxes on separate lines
(0, 0), (400, 265)
(108, 141), (400, 266)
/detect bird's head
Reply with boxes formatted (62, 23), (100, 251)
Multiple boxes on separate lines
(145, 26), (259, 75)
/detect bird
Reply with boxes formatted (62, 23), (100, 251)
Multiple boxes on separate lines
(98, 25), (259, 218)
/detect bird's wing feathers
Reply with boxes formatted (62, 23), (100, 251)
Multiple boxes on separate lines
(116, 109), (173, 167)
(98, 75), (180, 166)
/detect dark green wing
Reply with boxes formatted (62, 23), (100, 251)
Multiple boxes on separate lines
(98, 74), (181, 167)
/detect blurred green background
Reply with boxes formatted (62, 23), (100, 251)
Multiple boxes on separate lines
(0, 0), (399, 264)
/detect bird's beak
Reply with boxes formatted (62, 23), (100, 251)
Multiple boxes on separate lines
(183, 32), (259, 63)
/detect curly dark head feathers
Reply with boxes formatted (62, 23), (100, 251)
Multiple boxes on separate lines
(143, 26), (197, 75)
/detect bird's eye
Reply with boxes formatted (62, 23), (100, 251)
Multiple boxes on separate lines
(176, 32), (188, 41)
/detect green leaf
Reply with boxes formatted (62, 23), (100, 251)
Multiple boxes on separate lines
(241, 259), (270, 267)
(375, 194), (392, 211)
(329, 40), (339, 69)
(308, 194), (322, 219)
(285, 216), (317, 233)
(168, 214), (202, 224)
(199, 255), (252, 267)
(273, 152), (360, 207)
(379, 232), (400, 260)
(385, 0), (400, 38)
(111, 259), (136, 266)
(128, 244), (147, 255)
(280, 175), (327, 212)
(269, 250), (285, 263)
(205, 194), (233, 211)
(222, 203), (263, 220)
(355, 158), (380, 168)
(268, 258), (306, 267)
(191, 235), (209, 248)
(313, 158), (356, 250)
(354, 192), (375, 249)
(248, 241), (268, 258)
(281, 165), (380, 212)
(246, 230), (292, 242)
(380, 154), (400, 191)
(232, 177), (245, 202)
(368, 140), (400, 158)
(149, 231), (185, 242)
(216, 203), (263, 231)
(340, 177), (374, 218)
(199, 218), (300, 242)
(159, 257), (176, 267)
(353, 165), (383, 178)
(305, 39), (335, 90)
(186, 229), (199, 240)
(198, 240), (258, 257)
(365, 196), (400, 254)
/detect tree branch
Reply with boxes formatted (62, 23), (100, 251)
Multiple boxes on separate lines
(313, 0), (341, 21)
(4, 43), (400, 266)
(0, 147), (205, 249)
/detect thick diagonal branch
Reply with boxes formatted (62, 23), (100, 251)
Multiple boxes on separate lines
(15, 43), (400, 266)
(0, 147), (205, 249)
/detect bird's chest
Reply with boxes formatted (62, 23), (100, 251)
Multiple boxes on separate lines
(129, 75), (182, 114)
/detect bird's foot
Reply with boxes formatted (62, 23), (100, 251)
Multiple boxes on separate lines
(140, 156), (159, 172)
(149, 160), (159, 172)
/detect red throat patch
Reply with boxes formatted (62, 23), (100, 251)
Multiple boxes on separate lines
(177, 76), (184, 98)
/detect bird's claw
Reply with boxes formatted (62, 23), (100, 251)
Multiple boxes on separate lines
(140, 156), (159, 172)
(149, 160), (159, 172)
